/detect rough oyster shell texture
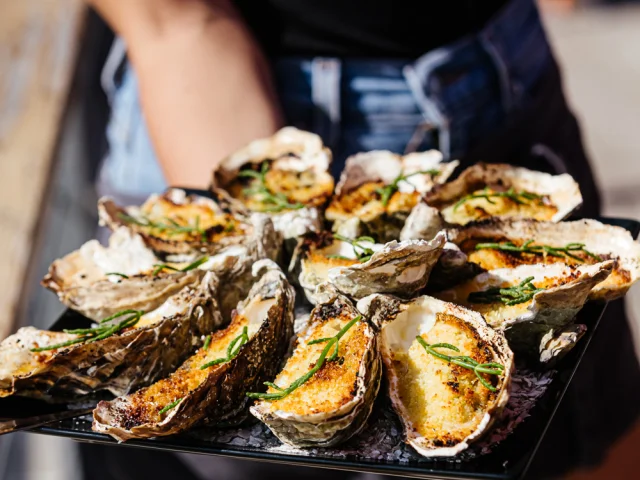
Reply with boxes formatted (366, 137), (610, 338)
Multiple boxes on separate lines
(424, 163), (583, 225)
(98, 188), (255, 256)
(290, 231), (446, 304)
(357, 294), (513, 457)
(326, 150), (458, 243)
(447, 218), (640, 301)
(93, 260), (295, 441)
(0, 273), (224, 401)
(41, 227), (207, 321)
(435, 261), (614, 363)
(212, 127), (334, 239)
(250, 286), (381, 447)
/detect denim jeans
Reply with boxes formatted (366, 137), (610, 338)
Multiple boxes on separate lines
(90, 0), (638, 478)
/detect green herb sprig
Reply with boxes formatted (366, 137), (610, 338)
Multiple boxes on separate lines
(203, 335), (212, 350)
(238, 162), (304, 213)
(152, 256), (210, 276)
(158, 398), (183, 415)
(475, 240), (602, 263)
(453, 188), (542, 212)
(30, 310), (144, 352)
(105, 272), (129, 279)
(118, 212), (208, 242)
(415, 337), (504, 391)
(468, 276), (544, 306)
(247, 315), (361, 401)
(200, 326), (249, 369)
(376, 169), (440, 207)
(332, 234), (377, 263)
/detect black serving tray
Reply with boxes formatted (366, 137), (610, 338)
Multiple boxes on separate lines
(8, 217), (639, 480)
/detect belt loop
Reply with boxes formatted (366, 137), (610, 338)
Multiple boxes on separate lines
(101, 37), (127, 104)
(311, 58), (342, 148)
(402, 64), (450, 159)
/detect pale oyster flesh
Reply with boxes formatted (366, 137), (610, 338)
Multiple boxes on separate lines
(212, 127), (334, 239)
(357, 294), (512, 457)
(0, 273), (224, 401)
(425, 163), (583, 225)
(435, 262), (613, 363)
(93, 260), (295, 442)
(447, 218), (640, 301)
(250, 286), (381, 447)
(326, 150), (458, 243)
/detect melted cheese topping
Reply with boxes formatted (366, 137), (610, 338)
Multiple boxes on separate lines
(228, 168), (333, 211)
(441, 189), (557, 225)
(116, 297), (275, 427)
(389, 313), (497, 446)
(264, 314), (369, 416)
(436, 276), (568, 328)
(326, 182), (419, 223)
(130, 196), (246, 243)
(460, 239), (629, 292)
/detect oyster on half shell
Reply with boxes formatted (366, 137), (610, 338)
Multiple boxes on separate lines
(447, 218), (640, 301)
(212, 127), (334, 239)
(0, 273), (224, 401)
(99, 188), (261, 256)
(250, 285), (381, 447)
(424, 163), (582, 226)
(435, 262), (613, 363)
(325, 150), (458, 243)
(93, 260), (295, 442)
(357, 294), (513, 457)
(290, 231), (446, 304)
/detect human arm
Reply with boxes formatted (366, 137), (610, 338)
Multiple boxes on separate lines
(86, 0), (283, 187)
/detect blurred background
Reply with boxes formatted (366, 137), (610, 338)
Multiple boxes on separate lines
(0, 0), (638, 478)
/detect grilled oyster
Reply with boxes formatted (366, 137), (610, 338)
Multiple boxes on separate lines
(290, 231), (445, 304)
(357, 294), (513, 457)
(434, 262), (613, 363)
(92, 260), (295, 441)
(0, 273), (223, 401)
(424, 163), (582, 225)
(325, 150), (458, 242)
(212, 127), (334, 239)
(41, 227), (207, 321)
(99, 188), (258, 256)
(447, 218), (640, 301)
(250, 285), (381, 447)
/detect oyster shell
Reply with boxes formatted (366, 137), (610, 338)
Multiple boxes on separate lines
(98, 188), (260, 256)
(250, 285), (381, 447)
(325, 150), (458, 242)
(92, 260), (295, 441)
(434, 262), (614, 363)
(357, 294), (513, 457)
(447, 218), (640, 301)
(41, 227), (207, 321)
(424, 163), (582, 225)
(0, 273), (224, 401)
(212, 127), (334, 239)
(290, 231), (446, 304)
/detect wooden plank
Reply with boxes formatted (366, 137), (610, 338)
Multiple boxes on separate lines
(0, 0), (85, 339)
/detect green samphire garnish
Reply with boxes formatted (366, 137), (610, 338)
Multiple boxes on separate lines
(375, 169), (439, 206)
(453, 188), (542, 212)
(415, 337), (504, 391)
(31, 309), (145, 352)
(238, 162), (304, 213)
(475, 240), (602, 263)
(467, 276), (544, 306)
(200, 326), (249, 369)
(118, 212), (209, 242)
(246, 315), (361, 401)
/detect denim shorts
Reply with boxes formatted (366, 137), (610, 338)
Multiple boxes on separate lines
(98, 0), (552, 199)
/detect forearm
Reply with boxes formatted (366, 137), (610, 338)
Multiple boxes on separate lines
(88, 0), (283, 187)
